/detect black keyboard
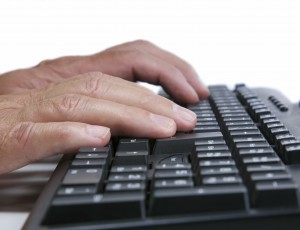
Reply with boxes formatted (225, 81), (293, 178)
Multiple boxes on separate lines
(23, 84), (300, 230)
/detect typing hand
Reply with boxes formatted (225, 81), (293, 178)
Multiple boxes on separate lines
(0, 40), (209, 104)
(0, 72), (198, 174)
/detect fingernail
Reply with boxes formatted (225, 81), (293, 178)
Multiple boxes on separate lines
(86, 125), (110, 139)
(150, 113), (175, 129)
(173, 104), (196, 122)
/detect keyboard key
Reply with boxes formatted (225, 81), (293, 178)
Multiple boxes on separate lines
(57, 185), (97, 196)
(201, 175), (242, 185)
(250, 171), (292, 181)
(252, 180), (299, 208)
(75, 152), (109, 159)
(71, 159), (106, 167)
(199, 159), (236, 167)
(235, 142), (270, 149)
(79, 147), (110, 153)
(108, 172), (146, 181)
(149, 186), (249, 216)
(155, 163), (191, 170)
(106, 182), (146, 192)
(158, 154), (188, 164)
(153, 132), (223, 154)
(154, 169), (193, 179)
(200, 166), (239, 176)
(62, 168), (104, 185)
(284, 144), (300, 164)
(246, 163), (285, 173)
(114, 138), (149, 165)
(193, 126), (220, 133)
(110, 165), (147, 173)
(154, 178), (194, 189)
(45, 193), (145, 225)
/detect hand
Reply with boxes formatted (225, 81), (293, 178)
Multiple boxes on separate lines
(0, 40), (209, 104)
(0, 72), (197, 174)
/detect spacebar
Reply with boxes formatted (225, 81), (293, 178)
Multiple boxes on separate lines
(153, 132), (223, 154)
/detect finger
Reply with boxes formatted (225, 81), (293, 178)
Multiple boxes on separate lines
(28, 73), (197, 131)
(0, 122), (110, 174)
(19, 93), (177, 137)
(89, 50), (201, 104)
(127, 53), (201, 104)
(132, 40), (210, 99)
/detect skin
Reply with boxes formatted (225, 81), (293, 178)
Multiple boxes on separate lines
(0, 40), (209, 174)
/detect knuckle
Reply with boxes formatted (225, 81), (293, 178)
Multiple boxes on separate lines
(84, 72), (114, 98)
(36, 59), (54, 67)
(133, 39), (153, 47)
(10, 122), (35, 148)
(53, 94), (85, 116)
(84, 72), (106, 94)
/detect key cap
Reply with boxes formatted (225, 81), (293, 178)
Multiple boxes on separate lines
(201, 175), (242, 185)
(108, 172), (146, 182)
(158, 154), (188, 165)
(154, 169), (193, 179)
(195, 151), (232, 159)
(45, 192), (145, 225)
(57, 185), (97, 196)
(195, 121), (219, 126)
(242, 156), (281, 166)
(71, 159), (106, 167)
(237, 147), (275, 157)
(154, 178), (194, 189)
(200, 166), (239, 176)
(106, 182), (146, 192)
(252, 180), (299, 208)
(246, 163), (285, 173)
(79, 147), (110, 153)
(232, 137), (266, 144)
(75, 152), (109, 159)
(225, 121), (254, 126)
(155, 163), (191, 170)
(149, 186), (248, 216)
(62, 168), (104, 185)
(284, 144), (300, 164)
(235, 142), (270, 149)
(199, 159), (236, 167)
(110, 165), (147, 173)
(193, 126), (220, 133)
(195, 139), (226, 145)
(230, 130), (262, 138)
(153, 132), (223, 154)
(195, 145), (229, 152)
(250, 171), (292, 181)
(114, 138), (149, 165)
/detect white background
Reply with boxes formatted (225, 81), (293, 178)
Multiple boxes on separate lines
(0, 0), (299, 229)
(1, 0), (300, 101)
